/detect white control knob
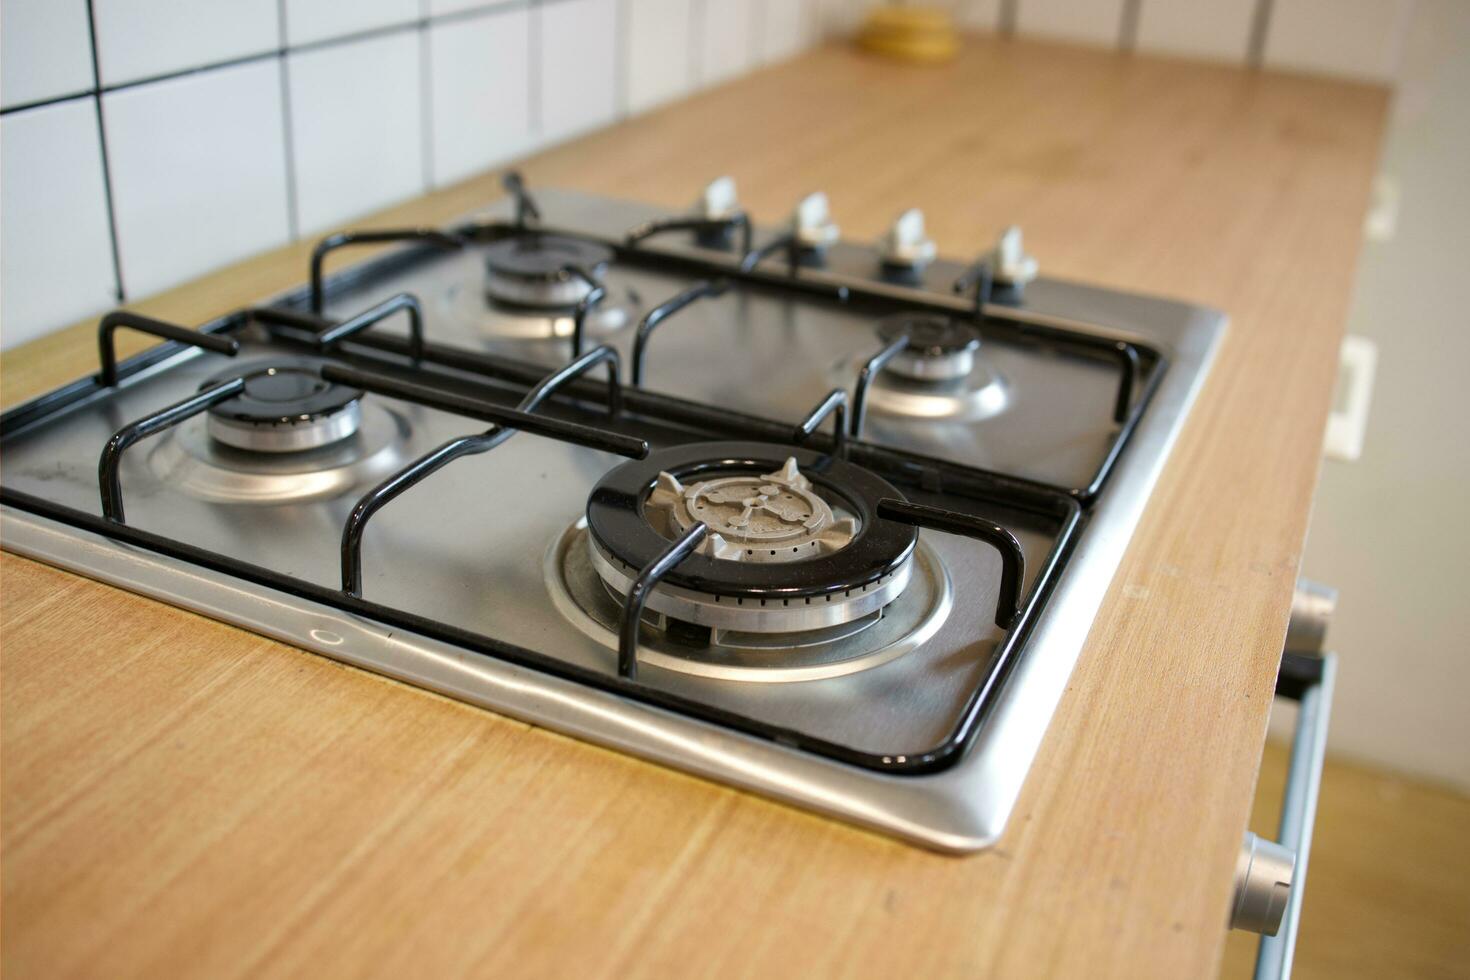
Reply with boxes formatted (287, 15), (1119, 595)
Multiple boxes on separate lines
(793, 192), (840, 249)
(991, 225), (1039, 286)
(878, 208), (937, 268)
(700, 176), (740, 220)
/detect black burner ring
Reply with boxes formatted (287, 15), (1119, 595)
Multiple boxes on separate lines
(203, 358), (362, 425)
(586, 442), (917, 599)
(484, 234), (614, 282)
(877, 313), (981, 358)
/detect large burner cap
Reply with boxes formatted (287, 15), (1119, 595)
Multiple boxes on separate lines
(646, 457), (856, 563)
(204, 360), (364, 454)
(587, 442), (915, 606)
(876, 313), (982, 383)
(484, 234), (613, 309)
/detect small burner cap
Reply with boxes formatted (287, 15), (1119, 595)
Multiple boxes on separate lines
(876, 314), (982, 383)
(207, 363), (362, 424)
(484, 234), (614, 310)
(877, 313), (981, 358)
(484, 234), (613, 282)
(203, 359), (364, 453)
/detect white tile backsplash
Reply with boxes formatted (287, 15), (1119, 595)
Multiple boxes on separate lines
(757, 0), (814, 63)
(0, 0), (1420, 348)
(288, 30), (425, 233)
(700, 0), (757, 86)
(103, 60), (290, 297)
(1135, 0), (1256, 62)
(813, 0), (867, 35)
(1015, 0), (1126, 45)
(1264, 0), (1413, 82)
(0, 0), (94, 108)
(1, 99), (117, 349)
(283, 0), (420, 46)
(954, 0), (1003, 32)
(626, 0), (695, 113)
(428, 8), (531, 186)
(93, 0), (280, 85)
(538, 0), (619, 143)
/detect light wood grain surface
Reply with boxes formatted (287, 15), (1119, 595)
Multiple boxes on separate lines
(1, 37), (1389, 979)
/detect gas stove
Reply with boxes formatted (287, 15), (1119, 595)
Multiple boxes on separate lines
(0, 174), (1224, 851)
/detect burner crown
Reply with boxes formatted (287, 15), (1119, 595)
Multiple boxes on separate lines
(876, 314), (982, 382)
(646, 457), (855, 563)
(205, 361), (364, 453)
(483, 234), (613, 309)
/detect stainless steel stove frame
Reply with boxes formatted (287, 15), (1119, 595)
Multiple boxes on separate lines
(0, 187), (1225, 852)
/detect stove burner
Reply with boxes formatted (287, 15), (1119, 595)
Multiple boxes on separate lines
(645, 458), (855, 563)
(483, 234), (614, 309)
(586, 442), (917, 634)
(877, 313), (981, 382)
(546, 520), (952, 682)
(204, 360), (364, 454)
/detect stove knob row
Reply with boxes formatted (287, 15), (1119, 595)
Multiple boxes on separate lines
(681, 180), (1041, 290)
(785, 190), (1039, 291)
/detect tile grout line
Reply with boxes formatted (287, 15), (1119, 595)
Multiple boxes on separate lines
(276, 0), (301, 240)
(690, 0), (705, 90)
(998, 0), (1019, 36)
(528, 1), (543, 140)
(1118, 0), (1142, 52)
(751, 0), (764, 66)
(81, 0), (126, 303)
(1246, 0), (1276, 68)
(420, 11), (436, 191)
(0, 89), (97, 116)
(614, 0), (630, 119)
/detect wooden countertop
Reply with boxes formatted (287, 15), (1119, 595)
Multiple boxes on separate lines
(1, 37), (1387, 978)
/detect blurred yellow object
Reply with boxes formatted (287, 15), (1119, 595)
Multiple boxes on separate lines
(856, 4), (960, 64)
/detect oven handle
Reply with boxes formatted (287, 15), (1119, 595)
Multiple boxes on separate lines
(1233, 652), (1337, 980)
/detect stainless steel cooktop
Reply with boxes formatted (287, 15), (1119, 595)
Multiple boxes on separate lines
(0, 177), (1225, 851)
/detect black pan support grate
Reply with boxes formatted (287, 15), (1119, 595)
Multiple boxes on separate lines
(286, 171), (1167, 504)
(0, 172), (1140, 776)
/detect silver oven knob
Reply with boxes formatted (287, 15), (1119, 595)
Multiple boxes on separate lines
(1231, 832), (1296, 935)
(700, 176), (740, 221)
(793, 192), (840, 250)
(1286, 579), (1338, 654)
(879, 208), (937, 269)
(991, 225), (1038, 286)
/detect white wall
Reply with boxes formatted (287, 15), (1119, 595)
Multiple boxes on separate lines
(1292, 0), (1470, 791)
